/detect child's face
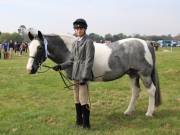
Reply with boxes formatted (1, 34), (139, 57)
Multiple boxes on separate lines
(74, 27), (86, 37)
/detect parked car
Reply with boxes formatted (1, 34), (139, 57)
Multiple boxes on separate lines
(157, 40), (171, 47)
(157, 40), (179, 47)
(171, 40), (178, 47)
(177, 41), (180, 47)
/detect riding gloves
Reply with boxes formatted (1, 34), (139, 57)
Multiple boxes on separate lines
(52, 64), (62, 71)
(79, 79), (87, 85)
(52, 65), (87, 85)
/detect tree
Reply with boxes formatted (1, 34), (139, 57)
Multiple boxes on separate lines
(112, 34), (120, 41)
(0, 33), (11, 43)
(0, 32), (22, 43)
(10, 32), (23, 42)
(146, 35), (161, 41)
(173, 34), (180, 40)
(113, 33), (127, 41)
(132, 34), (146, 40)
(89, 33), (104, 43)
(104, 33), (113, 42)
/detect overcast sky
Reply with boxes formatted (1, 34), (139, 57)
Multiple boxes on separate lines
(0, 0), (180, 36)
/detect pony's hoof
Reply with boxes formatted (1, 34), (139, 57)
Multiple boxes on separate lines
(124, 110), (133, 116)
(145, 112), (153, 117)
(124, 107), (135, 116)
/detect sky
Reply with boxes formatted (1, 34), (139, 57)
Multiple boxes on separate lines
(0, 0), (180, 36)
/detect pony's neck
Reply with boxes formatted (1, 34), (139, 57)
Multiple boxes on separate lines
(44, 34), (75, 64)
(59, 34), (76, 52)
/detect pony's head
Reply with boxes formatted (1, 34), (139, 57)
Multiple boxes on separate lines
(26, 31), (47, 74)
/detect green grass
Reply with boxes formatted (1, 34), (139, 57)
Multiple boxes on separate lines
(0, 48), (180, 135)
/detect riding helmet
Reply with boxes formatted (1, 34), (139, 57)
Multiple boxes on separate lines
(73, 18), (88, 29)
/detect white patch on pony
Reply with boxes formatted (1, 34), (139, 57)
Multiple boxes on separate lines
(138, 39), (153, 66)
(118, 38), (138, 54)
(26, 58), (34, 71)
(59, 34), (76, 52)
(118, 38), (153, 66)
(26, 40), (40, 71)
(93, 42), (112, 80)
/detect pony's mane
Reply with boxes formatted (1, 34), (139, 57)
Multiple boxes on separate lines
(58, 33), (76, 40)
(44, 34), (59, 37)
(57, 33), (76, 51)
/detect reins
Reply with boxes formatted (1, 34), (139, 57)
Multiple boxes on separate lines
(40, 64), (74, 90)
(37, 64), (51, 73)
(39, 64), (104, 90)
(58, 70), (74, 90)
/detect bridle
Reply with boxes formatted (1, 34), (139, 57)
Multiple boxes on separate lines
(29, 38), (49, 72)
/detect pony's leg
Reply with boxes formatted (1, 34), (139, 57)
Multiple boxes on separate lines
(124, 77), (140, 115)
(146, 83), (156, 116)
(141, 76), (156, 117)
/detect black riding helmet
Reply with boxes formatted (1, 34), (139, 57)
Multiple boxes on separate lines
(73, 18), (88, 29)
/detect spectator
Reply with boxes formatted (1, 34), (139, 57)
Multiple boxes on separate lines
(14, 41), (20, 55)
(19, 42), (26, 56)
(9, 40), (14, 59)
(2, 40), (9, 59)
(24, 42), (28, 53)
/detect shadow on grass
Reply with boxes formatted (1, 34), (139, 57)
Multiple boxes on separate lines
(91, 108), (180, 131)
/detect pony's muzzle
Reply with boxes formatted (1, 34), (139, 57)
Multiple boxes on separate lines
(26, 66), (37, 74)
(27, 69), (32, 74)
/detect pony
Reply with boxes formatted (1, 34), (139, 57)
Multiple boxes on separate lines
(26, 31), (161, 117)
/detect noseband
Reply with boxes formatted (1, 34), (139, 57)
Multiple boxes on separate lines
(29, 55), (45, 69)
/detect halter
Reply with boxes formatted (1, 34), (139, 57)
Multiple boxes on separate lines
(29, 38), (49, 59)
(29, 38), (49, 72)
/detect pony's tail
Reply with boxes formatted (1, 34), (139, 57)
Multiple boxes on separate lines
(151, 66), (161, 107)
(148, 42), (161, 107)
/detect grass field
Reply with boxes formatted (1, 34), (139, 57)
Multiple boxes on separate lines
(0, 48), (180, 135)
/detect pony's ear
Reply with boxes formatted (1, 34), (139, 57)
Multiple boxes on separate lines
(38, 31), (44, 41)
(28, 32), (34, 41)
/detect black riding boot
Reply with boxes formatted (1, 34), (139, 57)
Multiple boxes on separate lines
(82, 104), (90, 129)
(75, 103), (83, 126)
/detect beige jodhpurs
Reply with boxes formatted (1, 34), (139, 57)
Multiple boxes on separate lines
(73, 81), (89, 105)
(9, 48), (13, 58)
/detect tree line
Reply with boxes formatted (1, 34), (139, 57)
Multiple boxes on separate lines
(0, 31), (180, 43)
(0, 32), (23, 43)
(89, 33), (180, 43)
